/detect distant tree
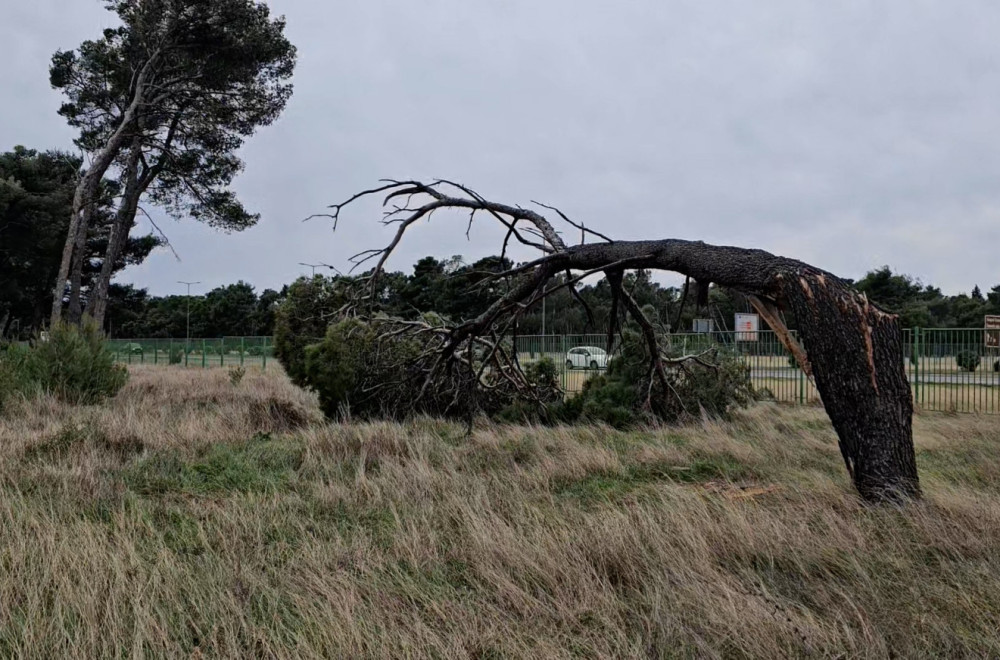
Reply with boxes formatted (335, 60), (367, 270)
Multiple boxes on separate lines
(399, 257), (448, 316)
(0, 147), (159, 338)
(972, 285), (985, 301)
(49, 0), (297, 326)
(204, 282), (258, 337)
(253, 288), (282, 336)
(855, 266), (946, 328)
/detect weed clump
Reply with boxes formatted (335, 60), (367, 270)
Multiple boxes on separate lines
(228, 365), (246, 386)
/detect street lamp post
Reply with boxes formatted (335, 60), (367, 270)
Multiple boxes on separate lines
(299, 263), (323, 277)
(177, 281), (200, 355)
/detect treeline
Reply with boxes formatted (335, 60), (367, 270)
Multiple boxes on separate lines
(0, 147), (162, 337)
(95, 257), (1000, 340)
(852, 267), (1000, 328)
(2, 147), (994, 339)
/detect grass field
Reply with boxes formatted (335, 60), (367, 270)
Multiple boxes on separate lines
(1, 367), (1000, 657)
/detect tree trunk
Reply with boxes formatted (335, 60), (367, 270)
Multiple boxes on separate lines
(554, 241), (920, 502)
(329, 182), (921, 503)
(90, 141), (144, 327)
(50, 61), (153, 327)
(66, 203), (93, 324)
(783, 273), (917, 501)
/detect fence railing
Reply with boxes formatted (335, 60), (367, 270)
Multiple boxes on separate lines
(109, 328), (1000, 414)
(513, 332), (818, 404)
(106, 337), (273, 369)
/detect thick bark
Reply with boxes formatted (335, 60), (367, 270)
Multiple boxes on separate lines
(331, 182), (920, 503)
(89, 141), (145, 326)
(549, 241), (920, 501)
(50, 59), (154, 327)
(66, 203), (93, 323)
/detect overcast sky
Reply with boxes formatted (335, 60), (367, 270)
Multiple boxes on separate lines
(3, 1), (999, 296)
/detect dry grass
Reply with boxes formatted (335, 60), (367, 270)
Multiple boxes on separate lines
(1, 366), (999, 658)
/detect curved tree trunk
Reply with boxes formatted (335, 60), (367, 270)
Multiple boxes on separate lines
(50, 62), (153, 327)
(326, 182), (921, 503)
(554, 241), (919, 501)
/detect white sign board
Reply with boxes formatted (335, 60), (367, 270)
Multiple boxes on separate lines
(986, 315), (1000, 348)
(735, 313), (759, 342)
(692, 318), (714, 334)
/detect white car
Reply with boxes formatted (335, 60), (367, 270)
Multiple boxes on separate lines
(565, 346), (611, 370)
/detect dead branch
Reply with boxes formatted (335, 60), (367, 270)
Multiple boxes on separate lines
(321, 179), (920, 502)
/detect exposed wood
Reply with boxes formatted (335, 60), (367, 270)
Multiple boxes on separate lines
(747, 294), (812, 378)
(327, 180), (921, 503)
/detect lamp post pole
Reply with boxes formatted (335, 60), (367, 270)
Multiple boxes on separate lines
(299, 263), (323, 277)
(178, 281), (200, 351)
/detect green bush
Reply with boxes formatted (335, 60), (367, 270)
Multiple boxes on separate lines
(515, 331), (754, 429)
(168, 348), (183, 364)
(274, 276), (351, 386)
(0, 344), (37, 411)
(27, 321), (128, 404)
(300, 317), (558, 422)
(956, 350), (981, 373)
(302, 318), (428, 420)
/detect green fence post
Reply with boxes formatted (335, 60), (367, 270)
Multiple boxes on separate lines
(184, 339), (188, 367)
(262, 337), (267, 371)
(201, 339), (206, 368)
(913, 327), (921, 407)
(220, 339), (224, 367)
(154, 340), (158, 365)
(240, 337), (245, 367)
(561, 334), (567, 390)
(798, 356), (805, 405)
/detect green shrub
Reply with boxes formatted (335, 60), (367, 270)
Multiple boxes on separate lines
(956, 350), (981, 373)
(524, 357), (560, 393)
(0, 344), (37, 411)
(300, 317), (558, 422)
(302, 318), (425, 420)
(519, 331), (754, 429)
(168, 348), (183, 364)
(27, 320), (128, 404)
(274, 276), (351, 386)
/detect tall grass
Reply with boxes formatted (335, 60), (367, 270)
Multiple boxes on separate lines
(0, 365), (998, 657)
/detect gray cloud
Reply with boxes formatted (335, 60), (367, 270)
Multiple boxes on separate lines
(3, 0), (999, 296)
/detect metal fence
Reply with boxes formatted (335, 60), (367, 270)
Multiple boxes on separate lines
(109, 328), (1000, 414)
(902, 328), (1000, 414)
(513, 332), (818, 405)
(107, 337), (273, 369)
